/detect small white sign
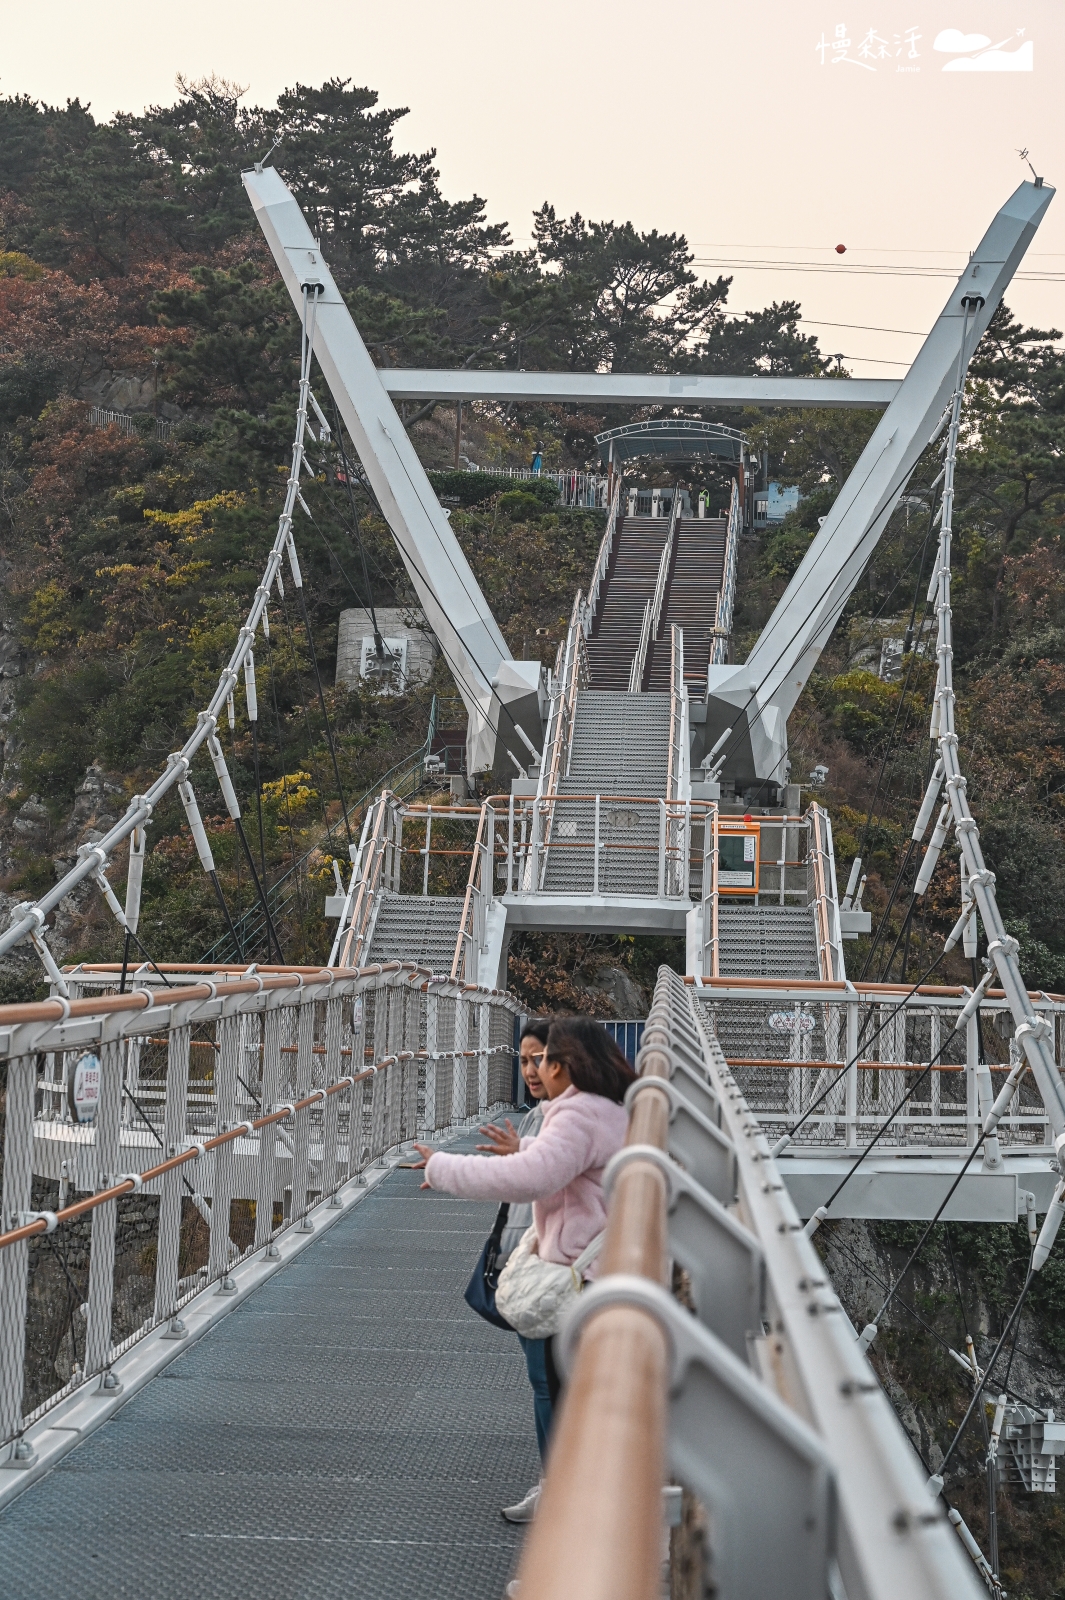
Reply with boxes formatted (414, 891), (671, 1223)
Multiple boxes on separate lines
(71, 1053), (101, 1123)
(767, 1011), (816, 1035)
(743, 836), (756, 862)
(720, 870), (755, 888)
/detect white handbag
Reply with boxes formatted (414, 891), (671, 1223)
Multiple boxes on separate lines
(494, 1224), (605, 1339)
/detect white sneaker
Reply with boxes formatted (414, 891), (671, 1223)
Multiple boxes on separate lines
(501, 1482), (541, 1523)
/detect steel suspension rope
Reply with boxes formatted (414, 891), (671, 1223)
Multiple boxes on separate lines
(923, 294), (1065, 1148)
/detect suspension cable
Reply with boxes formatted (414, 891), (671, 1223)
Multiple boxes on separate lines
(0, 282), (325, 970)
(771, 947), (945, 1153)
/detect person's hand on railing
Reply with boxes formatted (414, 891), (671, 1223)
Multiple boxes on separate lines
(411, 1141), (435, 1186)
(475, 1119), (521, 1155)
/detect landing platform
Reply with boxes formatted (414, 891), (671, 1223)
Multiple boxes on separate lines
(0, 1152), (537, 1600)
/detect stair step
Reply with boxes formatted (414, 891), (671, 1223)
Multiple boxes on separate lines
(367, 894), (465, 971)
(716, 905), (820, 979)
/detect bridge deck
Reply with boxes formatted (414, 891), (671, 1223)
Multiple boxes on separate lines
(0, 1152), (536, 1600)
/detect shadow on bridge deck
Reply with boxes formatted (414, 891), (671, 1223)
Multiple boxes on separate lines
(0, 1150), (536, 1600)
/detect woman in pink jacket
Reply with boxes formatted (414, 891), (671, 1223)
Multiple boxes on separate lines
(413, 1017), (635, 1520)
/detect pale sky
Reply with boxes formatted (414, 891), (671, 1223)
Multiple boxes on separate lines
(2, 0), (1062, 374)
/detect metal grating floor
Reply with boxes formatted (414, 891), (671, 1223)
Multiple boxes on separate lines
(0, 1149), (538, 1600)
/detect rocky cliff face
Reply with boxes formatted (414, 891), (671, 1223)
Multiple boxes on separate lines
(0, 762), (127, 1000)
(820, 1217), (1065, 1593)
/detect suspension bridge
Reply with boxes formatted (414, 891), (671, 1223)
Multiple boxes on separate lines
(0, 165), (1059, 1599)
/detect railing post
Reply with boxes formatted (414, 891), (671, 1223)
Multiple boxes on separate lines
(531, 797), (542, 890)
(123, 1037), (143, 1124)
(153, 1026), (191, 1337)
(657, 800), (666, 898)
(485, 806), (496, 933)
(965, 1005), (980, 1146)
(210, 1014), (240, 1288)
(593, 794), (601, 895)
(423, 988), (439, 1136)
(422, 806), (432, 896)
(289, 999), (315, 1231)
(507, 793), (515, 893)
(478, 999), (490, 1113)
(0, 1054), (37, 1459)
(453, 996), (469, 1125)
(255, 1008), (282, 1254)
(846, 996), (859, 1148)
(929, 1008), (942, 1129)
(346, 1029), (369, 1186)
(321, 995), (345, 1204)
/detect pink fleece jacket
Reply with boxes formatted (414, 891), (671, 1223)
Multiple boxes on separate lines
(425, 1086), (628, 1274)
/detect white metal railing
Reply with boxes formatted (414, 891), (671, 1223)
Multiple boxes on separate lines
(628, 483), (681, 692)
(500, 792), (701, 901)
(0, 964), (519, 1461)
(584, 474), (623, 637)
(709, 478), (742, 667)
(458, 463), (610, 508)
(691, 975), (1064, 1156)
(88, 406), (176, 443)
(335, 791), (405, 967)
(665, 627), (690, 897)
(534, 592), (589, 890)
(700, 804), (722, 976)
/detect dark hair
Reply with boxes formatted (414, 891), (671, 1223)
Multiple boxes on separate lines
(520, 1018), (552, 1046)
(544, 1018), (637, 1104)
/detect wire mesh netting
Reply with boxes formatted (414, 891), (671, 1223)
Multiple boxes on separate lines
(0, 973), (518, 1449)
(696, 994), (1054, 1148)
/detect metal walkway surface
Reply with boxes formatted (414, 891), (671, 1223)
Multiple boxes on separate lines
(0, 1149), (536, 1600)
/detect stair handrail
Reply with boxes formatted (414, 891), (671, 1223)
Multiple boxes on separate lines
(628, 484), (681, 692)
(534, 591), (587, 890)
(709, 478), (742, 667)
(701, 803), (721, 976)
(451, 798), (493, 980)
(584, 474), (623, 638)
(338, 792), (397, 968)
(805, 802), (844, 981)
(665, 625), (690, 897)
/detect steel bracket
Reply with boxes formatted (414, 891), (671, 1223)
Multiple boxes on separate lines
(559, 1274), (835, 1600)
(605, 1145), (764, 1359)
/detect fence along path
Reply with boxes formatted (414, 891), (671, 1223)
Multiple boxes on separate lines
(0, 1146), (536, 1600)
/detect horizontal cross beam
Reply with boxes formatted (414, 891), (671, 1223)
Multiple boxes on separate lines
(380, 370), (900, 409)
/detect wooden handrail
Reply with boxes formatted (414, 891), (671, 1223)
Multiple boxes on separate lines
(339, 793), (394, 967)
(451, 799), (492, 981)
(516, 1033), (673, 1600)
(585, 474), (623, 635)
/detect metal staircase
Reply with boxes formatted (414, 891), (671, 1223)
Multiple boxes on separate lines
(584, 516), (668, 689)
(717, 903), (821, 978)
(644, 517), (726, 691)
(541, 690), (672, 895)
(365, 891), (465, 973)
(562, 689), (671, 795)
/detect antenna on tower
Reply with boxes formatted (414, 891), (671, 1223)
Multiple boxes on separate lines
(1017, 147), (1044, 187)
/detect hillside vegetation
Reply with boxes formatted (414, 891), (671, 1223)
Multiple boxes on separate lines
(0, 77), (1062, 1005)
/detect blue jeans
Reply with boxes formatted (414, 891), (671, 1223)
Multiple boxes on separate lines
(517, 1335), (553, 1463)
